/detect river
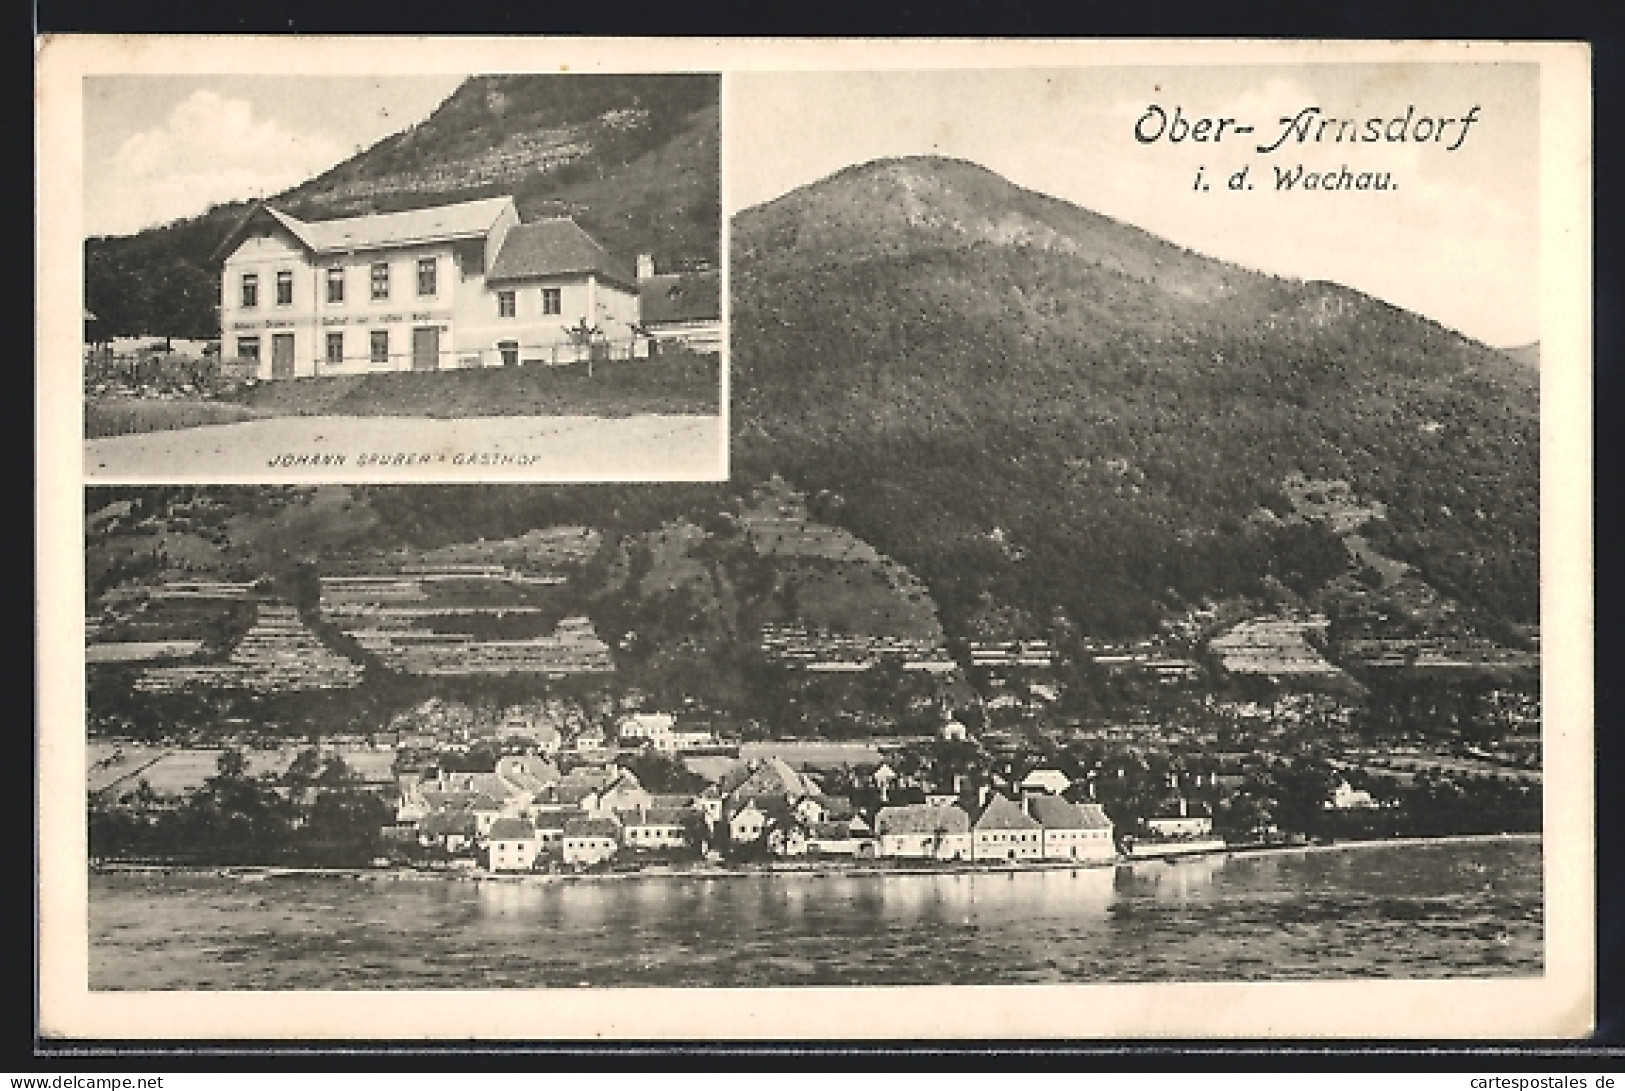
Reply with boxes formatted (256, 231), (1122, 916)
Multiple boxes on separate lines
(88, 837), (1541, 990)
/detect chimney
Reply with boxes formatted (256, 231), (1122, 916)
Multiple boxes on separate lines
(978, 785), (990, 808)
(636, 253), (656, 280)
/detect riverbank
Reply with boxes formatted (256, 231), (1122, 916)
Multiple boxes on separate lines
(91, 830), (1541, 887)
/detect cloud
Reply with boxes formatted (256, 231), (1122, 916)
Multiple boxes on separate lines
(92, 90), (347, 235)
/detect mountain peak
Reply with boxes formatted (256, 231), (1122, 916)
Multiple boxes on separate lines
(736, 155), (1251, 304)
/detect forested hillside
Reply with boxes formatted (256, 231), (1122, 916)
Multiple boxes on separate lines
(731, 157), (1539, 636)
(85, 74), (719, 338)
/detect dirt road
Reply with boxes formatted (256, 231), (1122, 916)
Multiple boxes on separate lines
(84, 413), (725, 482)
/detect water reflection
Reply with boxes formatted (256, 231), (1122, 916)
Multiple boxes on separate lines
(91, 840), (1543, 990)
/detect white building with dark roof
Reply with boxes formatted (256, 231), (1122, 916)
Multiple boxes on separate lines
(636, 259), (721, 355)
(215, 195), (643, 379)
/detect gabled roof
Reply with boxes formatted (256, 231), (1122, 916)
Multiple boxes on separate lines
(975, 794), (1041, 831)
(639, 270), (721, 325)
(874, 804), (970, 836)
(443, 772), (512, 799)
(495, 754), (560, 794)
(617, 806), (690, 828)
(564, 815), (622, 840)
(1019, 768), (1073, 793)
(214, 196), (515, 263)
(809, 820), (864, 841)
(487, 817), (536, 841)
(487, 218), (634, 288)
(420, 811), (478, 837)
(1027, 795), (1113, 831)
(724, 757), (812, 802)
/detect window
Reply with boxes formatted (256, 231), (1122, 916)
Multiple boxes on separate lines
(240, 274), (258, 308)
(371, 262), (390, 300)
(541, 287), (562, 315)
(370, 330), (389, 365)
(326, 267), (345, 304)
(497, 290), (516, 318)
(498, 341), (519, 367)
(236, 336), (260, 362)
(417, 257), (437, 296)
(326, 332), (344, 366)
(275, 270), (294, 306)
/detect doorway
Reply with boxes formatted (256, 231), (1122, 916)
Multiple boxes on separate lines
(412, 326), (440, 371)
(271, 334), (295, 379)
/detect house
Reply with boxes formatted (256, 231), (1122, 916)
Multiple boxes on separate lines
(727, 801), (768, 844)
(972, 794), (1044, 862)
(486, 817), (542, 872)
(552, 763), (618, 808)
(495, 754), (560, 796)
(214, 195), (640, 380)
(636, 260), (721, 355)
(873, 803), (972, 860)
(418, 810), (478, 853)
(794, 796), (831, 825)
(805, 819), (864, 855)
(618, 806), (691, 852)
(1026, 795), (1116, 862)
(1327, 779), (1378, 810)
(618, 712), (676, 752)
(592, 770), (652, 815)
(1144, 797), (1214, 839)
(468, 793), (510, 837)
(530, 807), (571, 854)
(767, 822), (809, 857)
(695, 784), (724, 827)
(938, 717), (969, 742)
(670, 727), (719, 752)
(723, 756), (816, 805)
(1019, 768), (1072, 796)
(562, 815), (622, 867)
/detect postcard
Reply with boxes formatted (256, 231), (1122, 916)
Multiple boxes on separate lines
(37, 36), (1593, 1040)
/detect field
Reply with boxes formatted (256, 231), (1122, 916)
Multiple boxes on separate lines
(90, 744), (397, 798)
(775, 560), (943, 641)
(85, 398), (270, 439)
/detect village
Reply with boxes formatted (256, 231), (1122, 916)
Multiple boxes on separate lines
(84, 477), (1543, 877)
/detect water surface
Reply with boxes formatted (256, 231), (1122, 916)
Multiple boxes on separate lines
(89, 838), (1541, 990)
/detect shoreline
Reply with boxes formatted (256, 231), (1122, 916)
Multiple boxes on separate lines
(91, 830), (1541, 887)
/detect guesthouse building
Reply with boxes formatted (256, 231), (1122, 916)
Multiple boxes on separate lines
(214, 195), (641, 380)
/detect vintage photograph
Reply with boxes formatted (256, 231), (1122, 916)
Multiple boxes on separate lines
(39, 38), (1591, 1040)
(80, 73), (724, 482)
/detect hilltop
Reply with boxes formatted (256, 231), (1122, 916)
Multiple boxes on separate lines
(1500, 342), (1540, 370)
(85, 74), (719, 338)
(731, 156), (1538, 636)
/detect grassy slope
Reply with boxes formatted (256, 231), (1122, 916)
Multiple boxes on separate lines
(222, 355), (719, 419)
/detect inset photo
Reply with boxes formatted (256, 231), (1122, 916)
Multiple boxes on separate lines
(81, 73), (723, 482)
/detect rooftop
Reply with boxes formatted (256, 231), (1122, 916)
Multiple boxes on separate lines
(639, 270), (721, 325)
(488, 218), (634, 287)
(874, 803), (971, 836)
(217, 196), (516, 262)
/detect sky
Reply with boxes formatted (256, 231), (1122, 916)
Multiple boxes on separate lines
(727, 65), (1540, 348)
(83, 75), (467, 238)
